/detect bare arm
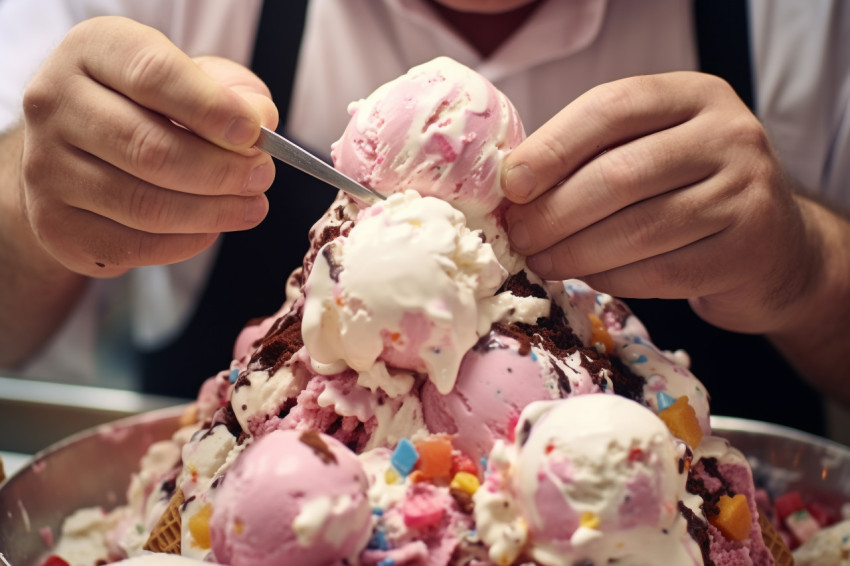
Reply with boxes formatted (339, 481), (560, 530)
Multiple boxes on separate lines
(0, 16), (279, 369)
(0, 124), (88, 367)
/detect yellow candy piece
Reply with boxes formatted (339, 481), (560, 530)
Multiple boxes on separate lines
(385, 467), (401, 485)
(658, 395), (703, 449)
(188, 503), (213, 549)
(587, 314), (615, 354)
(580, 511), (600, 530)
(450, 471), (480, 495)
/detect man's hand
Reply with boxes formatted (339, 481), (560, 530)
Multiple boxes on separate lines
(502, 72), (822, 336)
(18, 16), (278, 277)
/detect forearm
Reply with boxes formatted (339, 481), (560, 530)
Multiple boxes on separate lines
(0, 123), (88, 368)
(767, 194), (850, 405)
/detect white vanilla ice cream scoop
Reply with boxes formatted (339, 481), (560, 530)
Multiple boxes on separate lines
(302, 190), (507, 394)
(475, 394), (700, 566)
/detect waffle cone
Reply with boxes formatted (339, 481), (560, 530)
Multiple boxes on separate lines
(758, 512), (794, 566)
(143, 489), (185, 554)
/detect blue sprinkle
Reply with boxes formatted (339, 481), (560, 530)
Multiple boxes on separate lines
(479, 455), (488, 471)
(530, 351), (538, 362)
(633, 354), (648, 364)
(657, 391), (677, 411)
(595, 294), (604, 305)
(378, 559), (395, 566)
(433, 348), (441, 354)
(372, 507), (384, 516)
(843, 533), (850, 544)
(391, 438), (419, 477)
(228, 368), (239, 383)
(369, 530), (390, 550)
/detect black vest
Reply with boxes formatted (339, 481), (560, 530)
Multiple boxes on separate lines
(137, 0), (826, 436)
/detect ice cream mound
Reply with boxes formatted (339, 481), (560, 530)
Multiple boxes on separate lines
(45, 57), (785, 566)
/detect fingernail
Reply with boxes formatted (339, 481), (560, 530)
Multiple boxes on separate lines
(504, 164), (536, 200)
(246, 162), (275, 193)
(509, 220), (531, 251)
(527, 253), (553, 278)
(244, 196), (267, 223)
(226, 116), (258, 146)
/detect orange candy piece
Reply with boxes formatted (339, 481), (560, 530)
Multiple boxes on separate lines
(709, 494), (753, 541)
(658, 395), (703, 449)
(587, 314), (615, 354)
(413, 436), (453, 482)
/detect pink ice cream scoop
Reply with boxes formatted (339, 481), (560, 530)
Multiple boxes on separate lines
(421, 330), (559, 463)
(331, 56), (525, 272)
(209, 429), (372, 566)
(331, 56), (523, 216)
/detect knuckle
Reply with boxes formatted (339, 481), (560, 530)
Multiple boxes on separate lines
(594, 148), (639, 204)
(126, 183), (173, 231)
(533, 198), (568, 246)
(729, 112), (769, 150)
(21, 79), (58, 125)
(620, 205), (660, 253)
(124, 43), (177, 99)
(204, 157), (247, 194)
(126, 121), (175, 179)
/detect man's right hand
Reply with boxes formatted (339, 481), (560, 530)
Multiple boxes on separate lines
(18, 15), (278, 277)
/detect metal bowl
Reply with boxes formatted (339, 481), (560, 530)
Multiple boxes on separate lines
(0, 406), (185, 563)
(2, 412), (849, 564)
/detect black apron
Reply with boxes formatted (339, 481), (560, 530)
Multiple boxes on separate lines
(137, 0), (826, 436)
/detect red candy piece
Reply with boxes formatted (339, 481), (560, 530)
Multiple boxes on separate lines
(403, 492), (445, 529)
(773, 491), (805, 521)
(40, 556), (70, 566)
(450, 452), (479, 477)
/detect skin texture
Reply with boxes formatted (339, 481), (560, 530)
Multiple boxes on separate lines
(501, 72), (850, 403)
(0, 16), (277, 366)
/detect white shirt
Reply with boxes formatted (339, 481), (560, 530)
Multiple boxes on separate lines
(0, 0), (847, 386)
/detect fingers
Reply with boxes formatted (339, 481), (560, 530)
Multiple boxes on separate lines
(54, 72), (275, 197)
(17, 16), (281, 275)
(32, 203), (221, 277)
(506, 113), (720, 257)
(522, 174), (735, 284)
(502, 73), (715, 204)
(70, 17), (264, 149)
(34, 144), (269, 234)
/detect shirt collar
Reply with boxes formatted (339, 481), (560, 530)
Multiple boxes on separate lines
(381, 0), (609, 82)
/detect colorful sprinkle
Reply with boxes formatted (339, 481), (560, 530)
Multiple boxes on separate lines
(228, 368), (239, 383)
(188, 503), (213, 549)
(403, 493), (445, 529)
(580, 511), (600, 529)
(384, 467), (401, 485)
(633, 354), (648, 364)
(368, 529), (390, 550)
(413, 437), (453, 481)
(391, 439), (419, 477)
(587, 313), (615, 354)
(657, 391), (677, 411)
(378, 559), (396, 566)
(450, 472), (480, 495)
